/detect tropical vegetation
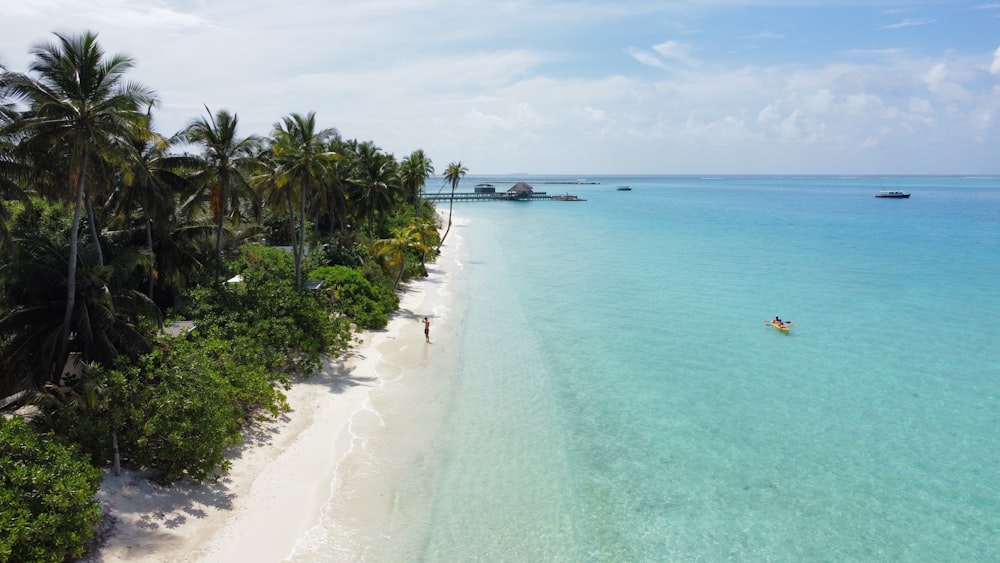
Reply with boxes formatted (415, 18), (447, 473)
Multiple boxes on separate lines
(0, 417), (102, 562)
(0, 30), (450, 560)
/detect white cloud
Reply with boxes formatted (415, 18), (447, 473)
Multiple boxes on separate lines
(579, 106), (607, 122)
(776, 110), (803, 139)
(881, 18), (936, 30)
(923, 62), (970, 101)
(652, 40), (696, 66)
(2, 0), (208, 30)
(860, 136), (880, 150)
(756, 103), (780, 126)
(804, 89), (835, 113)
(628, 48), (669, 70)
(845, 93), (884, 115)
(1, 0), (995, 174)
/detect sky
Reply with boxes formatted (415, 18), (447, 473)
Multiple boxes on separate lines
(1, 0), (999, 175)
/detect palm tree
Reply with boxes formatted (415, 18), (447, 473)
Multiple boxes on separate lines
(181, 107), (261, 283)
(399, 149), (434, 215)
(437, 161), (467, 252)
(0, 234), (157, 396)
(0, 31), (154, 378)
(373, 224), (429, 290)
(268, 112), (337, 289)
(310, 135), (353, 235)
(145, 191), (218, 306)
(352, 141), (399, 237)
(410, 218), (439, 273)
(0, 125), (34, 260)
(110, 118), (198, 298)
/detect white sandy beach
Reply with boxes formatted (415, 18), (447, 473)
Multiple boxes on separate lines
(93, 217), (468, 562)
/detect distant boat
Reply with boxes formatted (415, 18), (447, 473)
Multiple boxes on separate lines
(553, 193), (585, 201)
(617, 185), (631, 191)
(876, 190), (910, 198)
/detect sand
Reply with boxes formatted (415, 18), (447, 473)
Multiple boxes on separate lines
(92, 217), (468, 562)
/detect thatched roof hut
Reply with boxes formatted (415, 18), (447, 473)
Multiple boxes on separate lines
(507, 182), (534, 199)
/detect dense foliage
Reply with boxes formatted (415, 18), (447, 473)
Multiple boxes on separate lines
(0, 28), (449, 557)
(309, 265), (398, 329)
(0, 417), (102, 562)
(185, 245), (354, 380)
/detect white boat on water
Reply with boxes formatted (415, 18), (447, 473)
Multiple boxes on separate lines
(617, 185), (631, 191)
(876, 190), (910, 198)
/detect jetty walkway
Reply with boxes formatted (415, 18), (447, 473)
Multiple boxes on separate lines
(422, 191), (554, 202)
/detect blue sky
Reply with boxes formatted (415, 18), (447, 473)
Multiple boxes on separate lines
(2, 0), (998, 175)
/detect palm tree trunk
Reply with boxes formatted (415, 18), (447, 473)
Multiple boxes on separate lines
(84, 194), (104, 266)
(145, 213), (155, 298)
(437, 184), (456, 252)
(287, 198), (300, 290)
(215, 182), (226, 284)
(296, 187), (306, 290)
(58, 146), (88, 380)
(395, 259), (405, 291)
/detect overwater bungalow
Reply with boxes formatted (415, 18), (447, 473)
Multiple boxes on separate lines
(507, 182), (535, 199)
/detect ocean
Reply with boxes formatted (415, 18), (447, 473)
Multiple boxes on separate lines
(300, 176), (1000, 561)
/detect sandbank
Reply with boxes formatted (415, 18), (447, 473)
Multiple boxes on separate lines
(92, 215), (469, 562)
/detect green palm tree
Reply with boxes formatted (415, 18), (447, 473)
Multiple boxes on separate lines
(437, 161), (467, 252)
(0, 234), (157, 395)
(411, 218), (439, 272)
(0, 30), (154, 377)
(181, 107), (261, 283)
(110, 119), (198, 298)
(268, 112), (337, 289)
(353, 141), (400, 237)
(146, 190), (218, 304)
(373, 224), (429, 290)
(0, 129), (34, 260)
(312, 135), (353, 235)
(399, 149), (434, 215)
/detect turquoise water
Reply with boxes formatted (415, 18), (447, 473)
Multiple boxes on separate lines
(411, 176), (1000, 561)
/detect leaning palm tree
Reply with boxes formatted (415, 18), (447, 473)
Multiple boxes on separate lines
(399, 149), (434, 215)
(267, 112), (337, 289)
(437, 161), (467, 252)
(373, 224), (429, 290)
(181, 107), (260, 283)
(0, 30), (154, 379)
(411, 218), (439, 273)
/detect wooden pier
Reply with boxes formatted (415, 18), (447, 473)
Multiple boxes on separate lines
(421, 181), (587, 202)
(421, 191), (556, 202)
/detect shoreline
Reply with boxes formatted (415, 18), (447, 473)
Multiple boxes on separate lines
(93, 215), (468, 562)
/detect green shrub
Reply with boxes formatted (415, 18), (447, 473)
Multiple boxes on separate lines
(0, 417), (102, 562)
(309, 265), (398, 329)
(186, 245), (352, 379)
(31, 334), (295, 484)
(105, 347), (245, 483)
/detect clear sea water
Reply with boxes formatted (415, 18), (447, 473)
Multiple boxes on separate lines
(316, 176), (1000, 561)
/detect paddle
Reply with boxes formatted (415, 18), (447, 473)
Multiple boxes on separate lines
(762, 319), (797, 326)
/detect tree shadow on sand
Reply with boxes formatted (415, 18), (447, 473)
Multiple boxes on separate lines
(93, 353), (379, 557)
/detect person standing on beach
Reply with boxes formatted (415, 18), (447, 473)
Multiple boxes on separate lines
(422, 317), (430, 342)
